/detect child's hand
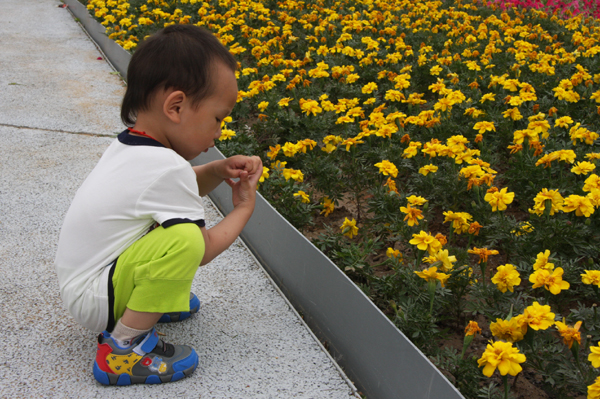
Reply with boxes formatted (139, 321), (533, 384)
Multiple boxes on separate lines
(218, 155), (262, 181)
(223, 156), (262, 208)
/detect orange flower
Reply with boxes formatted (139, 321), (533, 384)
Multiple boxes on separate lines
(468, 247), (499, 264)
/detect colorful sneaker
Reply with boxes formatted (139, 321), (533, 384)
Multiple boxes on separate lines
(93, 327), (198, 385)
(158, 292), (201, 323)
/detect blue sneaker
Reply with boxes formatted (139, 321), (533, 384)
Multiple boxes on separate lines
(158, 293), (201, 323)
(94, 327), (198, 385)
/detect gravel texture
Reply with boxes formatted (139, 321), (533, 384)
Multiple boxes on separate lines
(0, 1), (358, 397)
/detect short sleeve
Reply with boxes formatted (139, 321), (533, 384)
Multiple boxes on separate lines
(136, 163), (205, 227)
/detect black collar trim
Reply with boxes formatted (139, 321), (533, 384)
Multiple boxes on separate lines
(118, 130), (166, 148)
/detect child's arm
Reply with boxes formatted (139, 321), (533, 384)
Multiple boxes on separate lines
(199, 157), (262, 265)
(193, 155), (261, 197)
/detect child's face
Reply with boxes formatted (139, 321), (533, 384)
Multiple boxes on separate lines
(169, 64), (238, 160)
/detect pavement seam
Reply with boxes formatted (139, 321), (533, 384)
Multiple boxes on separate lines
(0, 122), (118, 138)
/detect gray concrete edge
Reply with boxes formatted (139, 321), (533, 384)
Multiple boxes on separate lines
(62, 2), (465, 397)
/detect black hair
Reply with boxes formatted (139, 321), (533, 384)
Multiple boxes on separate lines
(121, 25), (237, 126)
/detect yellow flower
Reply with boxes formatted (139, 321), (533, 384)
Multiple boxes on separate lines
(259, 166), (269, 183)
(361, 82), (378, 94)
(282, 168), (304, 182)
(419, 164), (438, 176)
(529, 188), (563, 216)
(529, 267), (570, 295)
(282, 142), (298, 157)
(477, 341), (526, 377)
(484, 187), (514, 211)
(406, 195), (427, 206)
(464, 321), (482, 337)
(257, 101), (269, 111)
(299, 99), (322, 116)
(267, 145), (281, 160)
(468, 247), (499, 264)
(320, 197), (334, 217)
(278, 97), (292, 107)
(533, 250), (554, 271)
(383, 177), (398, 194)
(555, 320), (582, 349)
(374, 160), (398, 178)
(473, 121), (496, 134)
(386, 247), (402, 260)
(429, 249), (456, 272)
(571, 161), (596, 175)
(414, 266), (450, 287)
(340, 217), (358, 239)
(588, 376), (600, 399)
(409, 231), (442, 255)
(293, 190), (310, 204)
(562, 195), (595, 217)
(490, 316), (527, 342)
(443, 211), (472, 234)
(523, 301), (555, 330)
(581, 270), (600, 287)
(400, 204), (424, 227)
(589, 343), (600, 367)
(491, 264), (521, 293)
(555, 116), (573, 128)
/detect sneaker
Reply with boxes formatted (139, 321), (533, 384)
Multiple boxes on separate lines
(158, 292), (201, 323)
(93, 327), (198, 385)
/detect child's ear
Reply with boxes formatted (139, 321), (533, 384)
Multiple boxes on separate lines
(163, 90), (186, 123)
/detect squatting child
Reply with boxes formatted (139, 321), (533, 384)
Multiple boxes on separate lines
(54, 24), (262, 385)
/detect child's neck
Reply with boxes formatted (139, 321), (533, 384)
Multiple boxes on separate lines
(131, 113), (171, 149)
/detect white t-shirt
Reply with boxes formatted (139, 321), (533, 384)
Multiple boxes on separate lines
(55, 131), (205, 332)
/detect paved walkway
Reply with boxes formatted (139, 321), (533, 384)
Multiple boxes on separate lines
(0, 1), (358, 397)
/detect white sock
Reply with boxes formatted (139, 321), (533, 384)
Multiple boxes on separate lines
(110, 319), (151, 347)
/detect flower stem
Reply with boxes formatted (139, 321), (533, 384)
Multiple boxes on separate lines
(503, 375), (509, 399)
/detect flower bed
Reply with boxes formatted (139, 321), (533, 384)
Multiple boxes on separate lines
(84, 0), (600, 397)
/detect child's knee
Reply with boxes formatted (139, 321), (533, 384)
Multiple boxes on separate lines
(167, 223), (205, 267)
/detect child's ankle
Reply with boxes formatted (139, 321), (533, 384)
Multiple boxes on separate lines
(110, 319), (151, 347)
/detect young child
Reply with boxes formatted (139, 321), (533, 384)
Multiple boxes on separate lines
(54, 24), (262, 386)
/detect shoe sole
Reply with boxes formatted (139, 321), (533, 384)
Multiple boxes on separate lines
(93, 349), (198, 385)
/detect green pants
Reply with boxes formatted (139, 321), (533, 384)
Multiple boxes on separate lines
(109, 223), (205, 328)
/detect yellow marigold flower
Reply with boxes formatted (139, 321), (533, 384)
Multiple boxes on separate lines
(218, 128), (236, 141)
(414, 266), (450, 287)
(533, 250), (554, 271)
(400, 204), (424, 227)
(340, 217), (358, 239)
(480, 93), (496, 103)
(571, 161), (596, 175)
(529, 267), (570, 295)
(257, 101), (269, 111)
(584, 174), (600, 192)
(523, 301), (555, 331)
(410, 231), (442, 255)
(361, 82), (378, 94)
(555, 116), (573, 128)
(589, 377), (600, 399)
(477, 341), (526, 377)
(267, 145), (281, 160)
(282, 142), (298, 157)
(320, 197), (334, 217)
(589, 343), (600, 368)
(443, 211), (472, 234)
(299, 99), (322, 116)
(562, 195), (595, 217)
(491, 264), (521, 293)
(490, 316), (526, 342)
(374, 160), (398, 178)
(293, 190), (310, 204)
(484, 187), (514, 212)
(386, 247), (401, 259)
(406, 195), (427, 206)
(385, 90), (405, 102)
(465, 321), (481, 337)
(418, 164), (438, 176)
(278, 97), (292, 107)
(259, 166), (269, 183)
(529, 188), (563, 216)
(282, 168), (304, 182)
(581, 270), (600, 287)
(473, 121), (496, 134)
(429, 249), (456, 272)
(503, 107), (523, 120)
(555, 320), (582, 349)
(383, 177), (398, 194)
(468, 247), (499, 264)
